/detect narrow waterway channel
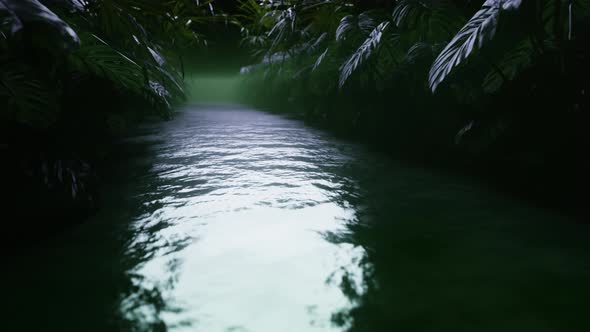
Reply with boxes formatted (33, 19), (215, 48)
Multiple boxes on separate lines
(5, 104), (590, 332)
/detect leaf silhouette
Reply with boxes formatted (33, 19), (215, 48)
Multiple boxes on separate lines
(0, 0), (79, 48)
(428, 0), (523, 92)
(339, 21), (393, 88)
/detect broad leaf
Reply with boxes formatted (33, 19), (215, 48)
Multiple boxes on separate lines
(482, 39), (534, 93)
(0, 0), (79, 48)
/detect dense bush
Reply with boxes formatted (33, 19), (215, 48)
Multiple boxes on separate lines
(0, 0), (212, 233)
(237, 1), (589, 154)
(235, 0), (590, 210)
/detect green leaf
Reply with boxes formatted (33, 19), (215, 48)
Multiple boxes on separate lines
(339, 21), (393, 88)
(482, 39), (534, 93)
(68, 34), (144, 93)
(312, 47), (329, 71)
(392, 0), (466, 45)
(428, 0), (523, 92)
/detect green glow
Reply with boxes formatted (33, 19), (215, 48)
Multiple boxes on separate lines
(186, 75), (242, 103)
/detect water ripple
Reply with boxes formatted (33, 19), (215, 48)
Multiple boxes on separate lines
(122, 105), (365, 332)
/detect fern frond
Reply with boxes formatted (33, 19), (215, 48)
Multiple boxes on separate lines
(68, 34), (144, 93)
(393, 0), (465, 41)
(336, 12), (375, 41)
(313, 48), (329, 71)
(267, 7), (297, 51)
(339, 21), (393, 88)
(336, 14), (355, 41)
(429, 0), (523, 92)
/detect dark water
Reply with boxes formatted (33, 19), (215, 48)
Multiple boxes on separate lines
(5, 105), (590, 332)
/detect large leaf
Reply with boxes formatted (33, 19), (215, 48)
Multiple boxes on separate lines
(482, 39), (534, 93)
(428, 0), (522, 92)
(0, 0), (79, 48)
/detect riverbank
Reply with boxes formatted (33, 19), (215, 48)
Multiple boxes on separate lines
(1, 111), (167, 248)
(232, 0), (590, 221)
(237, 94), (590, 221)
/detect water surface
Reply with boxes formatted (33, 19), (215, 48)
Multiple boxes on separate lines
(5, 105), (590, 332)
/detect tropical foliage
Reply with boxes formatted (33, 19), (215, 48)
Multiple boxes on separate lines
(236, 0), (590, 166)
(1, 0), (213, 228)
(0, 0), (214, 127)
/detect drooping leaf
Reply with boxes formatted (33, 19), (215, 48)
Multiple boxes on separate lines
(312, 47), (329, 71)
(428, 0), (523, 92)
(68, 34), (144, 93)
(0, 0), (79, 48)
(336, 12), (375, 41)
(339, 21), (393, 88)
(147, 80), (171, 108)
(392, 0), (464, 39)
(267, 6), (297, 51)
(336, 14), (354, 41)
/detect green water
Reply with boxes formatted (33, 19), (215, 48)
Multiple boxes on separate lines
(5, 105), (590, 332)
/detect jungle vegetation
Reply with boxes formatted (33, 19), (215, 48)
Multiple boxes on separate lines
(0, 0), (216, 235)
(1, 0), (590, 232)
(236, 0), (590, 212)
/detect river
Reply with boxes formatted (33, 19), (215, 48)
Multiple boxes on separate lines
(5, 104), (590, 332)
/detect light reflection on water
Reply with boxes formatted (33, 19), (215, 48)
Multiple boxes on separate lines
(120, 105), (367, 331)
(5, 104), (590, 332)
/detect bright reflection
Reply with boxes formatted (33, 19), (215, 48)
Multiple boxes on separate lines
(5, 104), (589, 332)
(121, 105), (367, 331)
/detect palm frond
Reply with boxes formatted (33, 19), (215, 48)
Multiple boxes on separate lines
(336, 12), (375, 41)
(144, 80), (172, 114)
(68, 34), (144, 93)
(339, 21), (393, 88)
(307, 32), (328, 54)
(267, 7), (297, 51)
(392, 0), (465, 41)
(336, 14), (355, 41)
(149, 64), (184, 98)
(428, 0), (523, 92)
(313, 47), (329, 71)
